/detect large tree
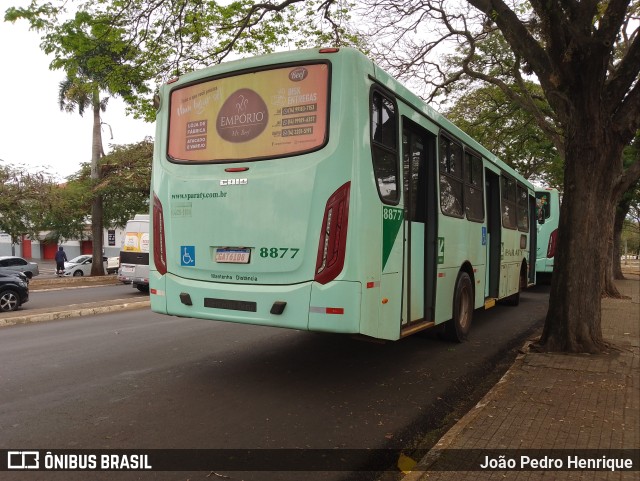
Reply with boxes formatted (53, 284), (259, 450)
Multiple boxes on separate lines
(7, 7), (153, 274)
(337, 0), (640, 352)
(608, 134), (640, 284)
(59, 75), (110, 275)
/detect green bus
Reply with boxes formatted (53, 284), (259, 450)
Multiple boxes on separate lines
(535, 187), (560, 278)
(149, 47), (537, 341)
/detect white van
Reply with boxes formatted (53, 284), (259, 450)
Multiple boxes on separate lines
(118, 214), (150, 292)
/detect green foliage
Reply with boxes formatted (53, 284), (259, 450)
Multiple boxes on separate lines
(446, 83), (563, 188)
(39, 177), (93, 242)
(66, 138), (154, 228)
(32, 139), (152, 242)
(98, 138), (153, 226)
(7, 4), (152, 111)
(5, 0), (365, 121)
(0, 163), (59, 243)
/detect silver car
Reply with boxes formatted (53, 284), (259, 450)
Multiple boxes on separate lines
(0, 256), (40, 279)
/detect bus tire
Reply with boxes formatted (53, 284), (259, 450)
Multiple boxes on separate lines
(443, 271), (473, 342)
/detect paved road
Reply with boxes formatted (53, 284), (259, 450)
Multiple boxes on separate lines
(0, 286), (550, 481)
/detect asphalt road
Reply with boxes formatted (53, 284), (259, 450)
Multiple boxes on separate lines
(0, 285), (550, 481)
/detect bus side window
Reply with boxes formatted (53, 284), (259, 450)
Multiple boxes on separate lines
(465, 152), (484, 222)
(439, 135), (464, 217)
(371, 91), (399, 203)
(517, 184), (529, 232)
(501, 176), (517, 229)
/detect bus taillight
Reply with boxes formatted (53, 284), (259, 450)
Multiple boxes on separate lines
(547, 228), (558, 258)
(153, 193), (168, 275)
(315, 182), (351, 285)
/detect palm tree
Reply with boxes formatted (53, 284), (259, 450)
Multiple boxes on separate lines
(59, 76), (109, 275)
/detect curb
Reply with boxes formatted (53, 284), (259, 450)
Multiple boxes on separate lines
(0, 300), (150, 328)
(400, 341), (532, 479)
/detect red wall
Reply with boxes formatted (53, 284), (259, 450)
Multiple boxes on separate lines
(42, 242), (58, 260)
(22, 236), (32, 258)
(81, 240), (93, 255)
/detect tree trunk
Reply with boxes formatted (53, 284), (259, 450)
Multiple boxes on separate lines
(602, 204), (625, 298)
(614, 194), (634, 280)
(537, 119), (623, 353)
(90, 93), (105, 276)
(602, 188), (635, 296)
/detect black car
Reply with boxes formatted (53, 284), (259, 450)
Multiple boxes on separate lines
(0, 272), (29, 312)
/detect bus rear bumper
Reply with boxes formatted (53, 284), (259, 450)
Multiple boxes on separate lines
(150, 273), (362, 333)
(536, 258), (554, 274)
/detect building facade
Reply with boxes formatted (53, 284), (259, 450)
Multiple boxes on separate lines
(0, 227), (126, 260)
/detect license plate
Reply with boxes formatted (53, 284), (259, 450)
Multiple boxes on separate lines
(121, 266), (135, 274)
(215, 248), (251, 264)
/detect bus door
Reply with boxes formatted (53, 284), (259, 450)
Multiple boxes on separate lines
(485, 169), (501, 300)
(401, 121), (437, 333)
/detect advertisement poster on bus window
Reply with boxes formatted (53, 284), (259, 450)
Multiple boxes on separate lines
(167, 63), (329, 162)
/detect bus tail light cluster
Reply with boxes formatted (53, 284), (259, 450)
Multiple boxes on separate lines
(153, 193), (168, 275)
(315, 182), (351, 284)
(547, 229), (558, 258)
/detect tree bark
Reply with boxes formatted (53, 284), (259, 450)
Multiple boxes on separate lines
(614, 192), (635, 280)
(603, 185), (636, 296)
(602, 203), (626, 298)
(537, 119), (623, 353)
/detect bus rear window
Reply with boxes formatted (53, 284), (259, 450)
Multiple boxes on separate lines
(167, 63), (330, 162)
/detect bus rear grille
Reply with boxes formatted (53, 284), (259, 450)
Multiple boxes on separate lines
(204, 298), (257, 312)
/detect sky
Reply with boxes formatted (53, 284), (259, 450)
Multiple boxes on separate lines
(0, 5), (156, 181)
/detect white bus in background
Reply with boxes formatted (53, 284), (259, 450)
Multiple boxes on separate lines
(118, 214), (150, 292)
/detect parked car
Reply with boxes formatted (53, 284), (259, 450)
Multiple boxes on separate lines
(62, 255), (108, 277)
(0, 272), (29, 312)
(10, 271), (30, 284)
(106, 256), (120, 275)
(0, 256), (40, 279)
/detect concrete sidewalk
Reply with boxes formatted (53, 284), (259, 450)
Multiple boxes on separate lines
(402, 275), (640, 480)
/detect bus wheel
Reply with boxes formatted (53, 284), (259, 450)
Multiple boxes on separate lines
(443, 271), (473, 342)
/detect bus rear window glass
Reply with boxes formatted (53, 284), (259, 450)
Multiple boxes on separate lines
(371, 91), (398, 203)
(167, 63), (329, 162)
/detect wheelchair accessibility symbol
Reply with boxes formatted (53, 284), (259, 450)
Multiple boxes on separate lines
(181, 246), (196, 266)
